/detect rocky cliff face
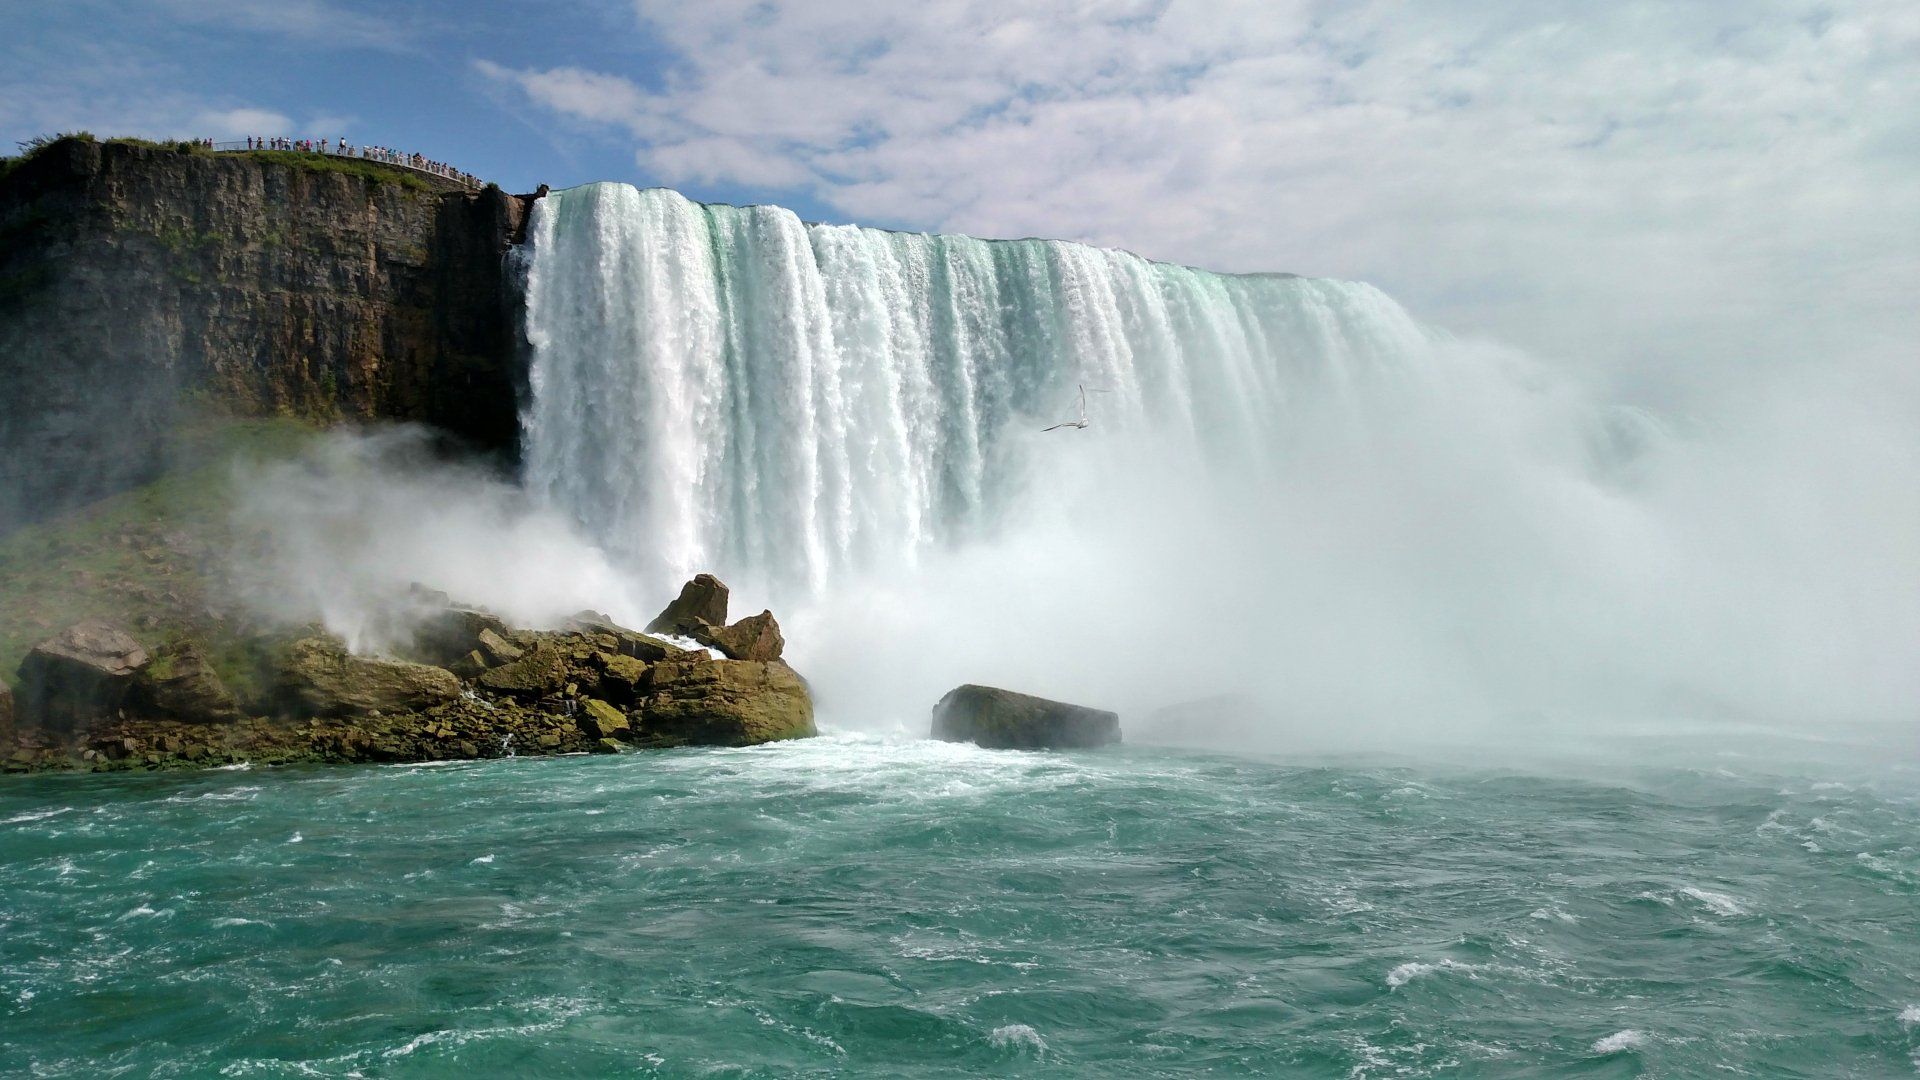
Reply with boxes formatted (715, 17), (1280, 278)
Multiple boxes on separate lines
(0, 138), (531, 527)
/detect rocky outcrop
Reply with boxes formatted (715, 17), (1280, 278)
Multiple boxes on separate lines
(474, 641), (573, 699)
(643, 658), (815, 746)
(132, 640), (241, 723)
(697, 610), (785, 662)
(16, 621), (151, 731)
(579, 698), (631, 740)
(0, 681), (13, 745)
(566, 612), (696, 662)
(931, 684), (1120, 750)
(406, 606), (512, 667)
(595, 653), (650, 705)
(646, 574), (729, 636)
(1, 590), (815, 772)
(280, 636), (462, 717)
(0, 137), (533, 527)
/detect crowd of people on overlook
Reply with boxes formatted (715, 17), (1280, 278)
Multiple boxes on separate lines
(232, 136), (479, 187)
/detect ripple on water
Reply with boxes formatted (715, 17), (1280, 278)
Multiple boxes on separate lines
(0, 735), (1916, 1077)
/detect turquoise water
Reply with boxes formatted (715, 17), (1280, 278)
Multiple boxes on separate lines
(3, 731), (1918, 1077)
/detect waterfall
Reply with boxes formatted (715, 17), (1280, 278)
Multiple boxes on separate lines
(520, 182), (1432, 594)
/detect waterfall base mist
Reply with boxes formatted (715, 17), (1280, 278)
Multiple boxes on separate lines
(226, 427), (652, 654)
(783, 333), (1918, 749)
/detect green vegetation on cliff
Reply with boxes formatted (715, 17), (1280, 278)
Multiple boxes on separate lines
(1, 133), (438, 193)
(0, 416), (320, 702)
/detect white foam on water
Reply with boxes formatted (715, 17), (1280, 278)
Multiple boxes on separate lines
(988, 1024), (1048, 1056)
(1678, 887), (1745, 916)
(1592, 1029), (1647, 1054)
(1387, 959), (1478, 988)
(163, 787), (261, 804)
(2, 806), (76, 825)
(470, 854), (495, 865)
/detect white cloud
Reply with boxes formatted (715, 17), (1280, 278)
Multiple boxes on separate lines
(193, 107), (294, 139)
(476, 0), (1920, 392)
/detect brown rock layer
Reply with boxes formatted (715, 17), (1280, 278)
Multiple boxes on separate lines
(0, 137), (536, 527)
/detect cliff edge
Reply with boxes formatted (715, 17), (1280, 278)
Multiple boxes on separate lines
(0, 137), (535, 527)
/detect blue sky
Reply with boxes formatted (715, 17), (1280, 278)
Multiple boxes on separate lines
(4, 1), (1916, 398)
(0, 1), (699, 203)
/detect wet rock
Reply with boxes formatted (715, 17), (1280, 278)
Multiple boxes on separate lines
(579, 698), (630, 740)
(594, 652), (650, 705)
(476, 628), (523, 666)
(594, 738), (623, 754)
(567, 613), (692, 663)
(0, 681), (13, 744)
(132, 641), (241, 723)
(931, 685), (1120, 750)
(17, 621), (150, 731)
(406, 606), (510, 667)
(643, 658), (815, 746)
(448, 649), (490, 680)
(645, 574), (729, 636)
(281, 637), (461, 717)
(474, 642), (572, 699)
(698, 610), (785, 662)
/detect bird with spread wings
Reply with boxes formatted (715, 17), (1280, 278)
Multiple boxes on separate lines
(1042, 384), (1109, 431)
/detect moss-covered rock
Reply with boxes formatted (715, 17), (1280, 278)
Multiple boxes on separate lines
(643, 658), (815, 747)
(593, 652), (649, 705)
(567, 613), (693, 663)
(579, 697), (631, 740)
(698, 609), (784, 662)
(132, 639), (240, 722)
(281, 636), (460, 717)
(474, 641), (571, 698)
(405, 606), (510, 667)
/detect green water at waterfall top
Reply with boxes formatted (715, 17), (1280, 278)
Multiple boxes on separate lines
(3, 730), (1918, 1077)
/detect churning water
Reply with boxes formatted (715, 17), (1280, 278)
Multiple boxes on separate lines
(3, 732), (1918, 1076)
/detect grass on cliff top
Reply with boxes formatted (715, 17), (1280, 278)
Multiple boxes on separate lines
(0, 133), (440, 194)
(238, 149), (439, 193)
(0, 416), (321, 701)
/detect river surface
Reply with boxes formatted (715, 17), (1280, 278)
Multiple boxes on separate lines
(3, 728), (1917, 1077)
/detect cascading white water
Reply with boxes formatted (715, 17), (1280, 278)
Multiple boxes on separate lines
(520, 182), (1432, 594)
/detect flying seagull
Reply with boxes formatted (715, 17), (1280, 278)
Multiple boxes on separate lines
(1042, 384), (1109, 431)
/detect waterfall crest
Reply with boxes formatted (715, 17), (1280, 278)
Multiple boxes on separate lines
(520, 182), (1430, 592)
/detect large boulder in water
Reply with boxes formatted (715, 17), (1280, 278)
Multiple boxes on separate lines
(17, 621), (150, 730)
(697, 610), (785, 662)
(132, 640), (241, 723)
(645, 574), (729, 636)
(642, 658), (814, 746)
(281, 637), (461, 717)
(931, 684), (1120, 750)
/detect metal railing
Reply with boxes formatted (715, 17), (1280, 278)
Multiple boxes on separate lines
(209, 140), (483, 189)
